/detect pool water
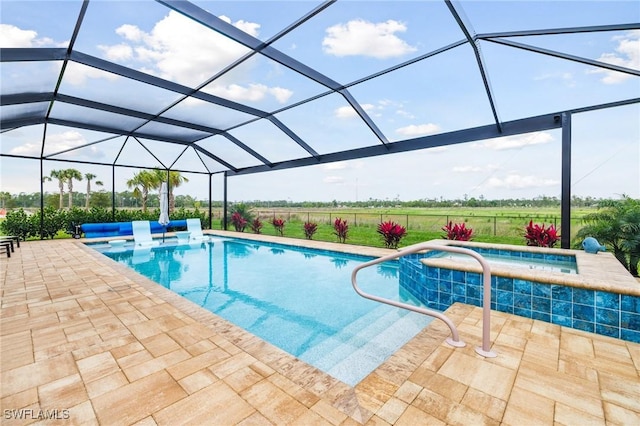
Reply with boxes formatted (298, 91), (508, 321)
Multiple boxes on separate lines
(95, 237), (433, 386)
(432, 251), (578, 274)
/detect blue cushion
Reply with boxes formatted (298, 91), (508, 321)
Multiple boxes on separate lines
(81, 219), (189, 238)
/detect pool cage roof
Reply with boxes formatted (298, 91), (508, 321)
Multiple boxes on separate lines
(2, 0), (638, 180)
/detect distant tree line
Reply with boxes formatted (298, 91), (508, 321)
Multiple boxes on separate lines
(0, 191), (620, 211)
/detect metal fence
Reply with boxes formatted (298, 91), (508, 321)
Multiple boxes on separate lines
(249, 210), (584, 240)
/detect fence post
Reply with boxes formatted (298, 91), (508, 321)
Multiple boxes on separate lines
(406, 214), (409, 229)
(494, 217), (497, 236)
(354, 213), (357, 226)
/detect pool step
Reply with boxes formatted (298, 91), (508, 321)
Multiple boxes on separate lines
(299, 304), (432, 385)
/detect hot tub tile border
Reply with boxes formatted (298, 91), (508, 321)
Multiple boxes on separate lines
(399, 256), (640, 343)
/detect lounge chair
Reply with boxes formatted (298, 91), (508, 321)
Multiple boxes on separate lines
(186, 218), (209, 242)
(132, 221), (159, 247)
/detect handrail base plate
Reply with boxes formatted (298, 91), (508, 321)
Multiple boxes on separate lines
(446, 337), (466, 348)
(475, 347), (498, 358)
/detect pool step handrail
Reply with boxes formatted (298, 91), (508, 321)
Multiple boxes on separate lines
(351, 242), (497, 358)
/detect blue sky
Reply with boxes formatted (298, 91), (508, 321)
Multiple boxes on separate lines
(1, 0), (638, 202)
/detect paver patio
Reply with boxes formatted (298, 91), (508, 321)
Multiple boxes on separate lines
(1, 234), (639, 425)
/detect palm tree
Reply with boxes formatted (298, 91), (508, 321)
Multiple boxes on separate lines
(84, 173), (104, 209)
(64, 169), (83, 209)
(152, 170), (189, 213)
(126, 170), (159, 212)
(47, 169), (66, 209)
(576, 195), (640, 276)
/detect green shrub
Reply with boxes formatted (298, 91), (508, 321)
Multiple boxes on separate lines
(1, 208), (32, 240)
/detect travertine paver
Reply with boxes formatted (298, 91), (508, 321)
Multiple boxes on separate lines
(1, 236), (639, 425)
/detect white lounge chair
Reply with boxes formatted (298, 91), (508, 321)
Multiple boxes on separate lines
(132, 220), (159, 247)
(186, 218), (209, 242)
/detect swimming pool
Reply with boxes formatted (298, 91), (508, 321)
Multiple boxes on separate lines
(93, 237), (434, 386)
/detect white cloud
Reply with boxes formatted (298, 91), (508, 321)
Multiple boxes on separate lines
(9, 143), (41, 156)
(63, 61), (120, 86)
(10, 130), (103, 158)
(116, 24), (146, 42)
(323, 162), (348, 170)
(323, 19), (417, 59)
(0, 23), (64, 47)
(452, 164), (498, 173)
(473, 132), (554, 150)
(323, 176), (345, 184)
(99, 43), (133, 61)
(486, 174), (559, 189)
(268, 87), (294, 104)
(94, 12), (290, 104)
(334, 103), (375, 119)
(395, 123), (441, 137)
(589, 30), (640, 84)
(533, 71), (576, 87)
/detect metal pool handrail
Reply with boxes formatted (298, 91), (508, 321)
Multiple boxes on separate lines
(351, 242), (497, 358)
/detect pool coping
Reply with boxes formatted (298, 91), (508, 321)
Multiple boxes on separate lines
(417, 239), (640, 297)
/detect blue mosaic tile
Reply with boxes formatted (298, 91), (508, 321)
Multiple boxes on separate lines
(426, 267), (438, 279)
(596, 308), (620, 327)
(514, 279), (532, 295)
(573, 304), (595, 322)
(514, 293), (531, 309)
(552, 300), (572, 316)
(452, 282), (466, 296)
(595, 291), (620, 309)
(596, 324), (620, 338)
(532, 296), (551, 313)
(621, 328), (640, 343)
(440, 292), (453, 306)
(466, 297), (482, 308)
(532, 283), (551, 298)
(497, 277), (514, 292)
(532, 311), (550, 322)
(497, 290), (514, 306)
(466, 272), (481, 285)
(573, 288), (595, 306)
(402, 262), (636, 344)
(426, 288), (437, 301)
(452, 293), (466, 303)
(438, 281), (452, 293)
(466, 285), (482, 300)
(513, 306), (532, 318)
(621, 311), (640, 330)
(552, 285), (572, 301)
(621, 295), (640, 313)
(573, 319), (595, 333)
(552, 314), (573, 327)
(497, 303), (514, 314)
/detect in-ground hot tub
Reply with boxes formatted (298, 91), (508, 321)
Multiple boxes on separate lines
(399, 239), (640, 343)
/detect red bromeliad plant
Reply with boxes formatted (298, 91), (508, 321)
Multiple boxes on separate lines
(303, 221), (318, 240)
(230, 212), (247, 232)
(333, 217), (348, 243)
(442, 221), (474, 241)
(377, 221), (407, 249)
(524, 220), (560, 247)
(271, 217), (285, 236)
(250, 217), (263, 234)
